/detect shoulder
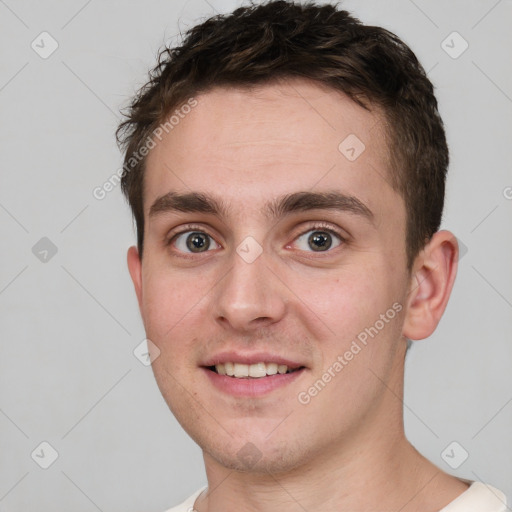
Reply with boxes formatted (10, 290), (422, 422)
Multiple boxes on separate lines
(162, 486), (208, 512)
(440, 481), (508, 512)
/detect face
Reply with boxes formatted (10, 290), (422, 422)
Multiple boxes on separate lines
(128, 79), (413, 474)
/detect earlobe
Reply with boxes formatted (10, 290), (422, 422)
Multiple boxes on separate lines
(127, 246), (143, 313)
(402, 231), (459, 341)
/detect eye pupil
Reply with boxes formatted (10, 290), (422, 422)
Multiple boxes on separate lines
(186, 232), (210, 252)
(308, 231), (332, 251)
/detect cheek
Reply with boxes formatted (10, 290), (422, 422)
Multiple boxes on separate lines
(293, 270), (405, 421)
(291, 266), (385, 335)
(143, 273), (206, 407)
(141, 269), (209, 351)
(290, 264), (404, 376)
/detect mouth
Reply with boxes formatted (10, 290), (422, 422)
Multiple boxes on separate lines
(205, 362), (305, 379)
(200, 352), (308, 396)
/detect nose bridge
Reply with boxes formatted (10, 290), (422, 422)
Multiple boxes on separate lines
(213, 238), (286, 330)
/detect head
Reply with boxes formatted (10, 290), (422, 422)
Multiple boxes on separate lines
(119, 1), (458, 475)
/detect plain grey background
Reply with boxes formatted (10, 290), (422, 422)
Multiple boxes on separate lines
(1, 0), (511, 510)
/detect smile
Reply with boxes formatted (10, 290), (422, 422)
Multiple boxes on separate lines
(210, 362), (303, 378)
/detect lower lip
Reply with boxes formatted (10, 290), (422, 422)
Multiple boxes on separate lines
(202, 367), (306, 397)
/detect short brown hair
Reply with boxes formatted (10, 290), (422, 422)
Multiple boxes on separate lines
(116, 0), (448, 269)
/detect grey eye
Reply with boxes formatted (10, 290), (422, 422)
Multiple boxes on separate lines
(175, 231), (213, 253)
(295, 230), (341, 252)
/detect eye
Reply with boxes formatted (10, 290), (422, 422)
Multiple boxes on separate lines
(173, 231), (219, 253)
(293, 227), (343, 252)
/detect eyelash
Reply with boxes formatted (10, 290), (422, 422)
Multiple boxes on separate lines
(166, 222), (346, 257)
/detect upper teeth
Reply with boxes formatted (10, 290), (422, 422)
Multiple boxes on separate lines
(215, 362), (294, 378)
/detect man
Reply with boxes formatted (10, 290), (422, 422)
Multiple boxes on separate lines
(117, 1), (507, 510)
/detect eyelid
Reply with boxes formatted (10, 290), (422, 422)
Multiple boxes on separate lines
(292, 222), (347, 242)
(303, 221), (344, 235)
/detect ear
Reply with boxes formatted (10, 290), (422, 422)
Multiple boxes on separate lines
(127, 246), (144, 314)
(402, 230), (459, 341)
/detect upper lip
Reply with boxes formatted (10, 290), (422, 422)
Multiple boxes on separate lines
(201, 351), (306, 369)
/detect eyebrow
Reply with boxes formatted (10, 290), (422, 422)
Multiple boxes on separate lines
(149, 191), (374, 224)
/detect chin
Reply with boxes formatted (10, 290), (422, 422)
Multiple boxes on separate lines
(202, 432), (319, 475)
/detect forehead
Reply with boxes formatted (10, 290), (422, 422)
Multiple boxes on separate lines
(144, 79), (395, 220)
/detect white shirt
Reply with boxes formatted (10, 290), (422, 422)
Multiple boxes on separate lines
(164, 481), (507, 512)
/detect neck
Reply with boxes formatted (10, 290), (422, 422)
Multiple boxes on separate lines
(197, 436), (466, 512)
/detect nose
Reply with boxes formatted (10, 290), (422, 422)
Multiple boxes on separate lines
(211, 244), (287, 332)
